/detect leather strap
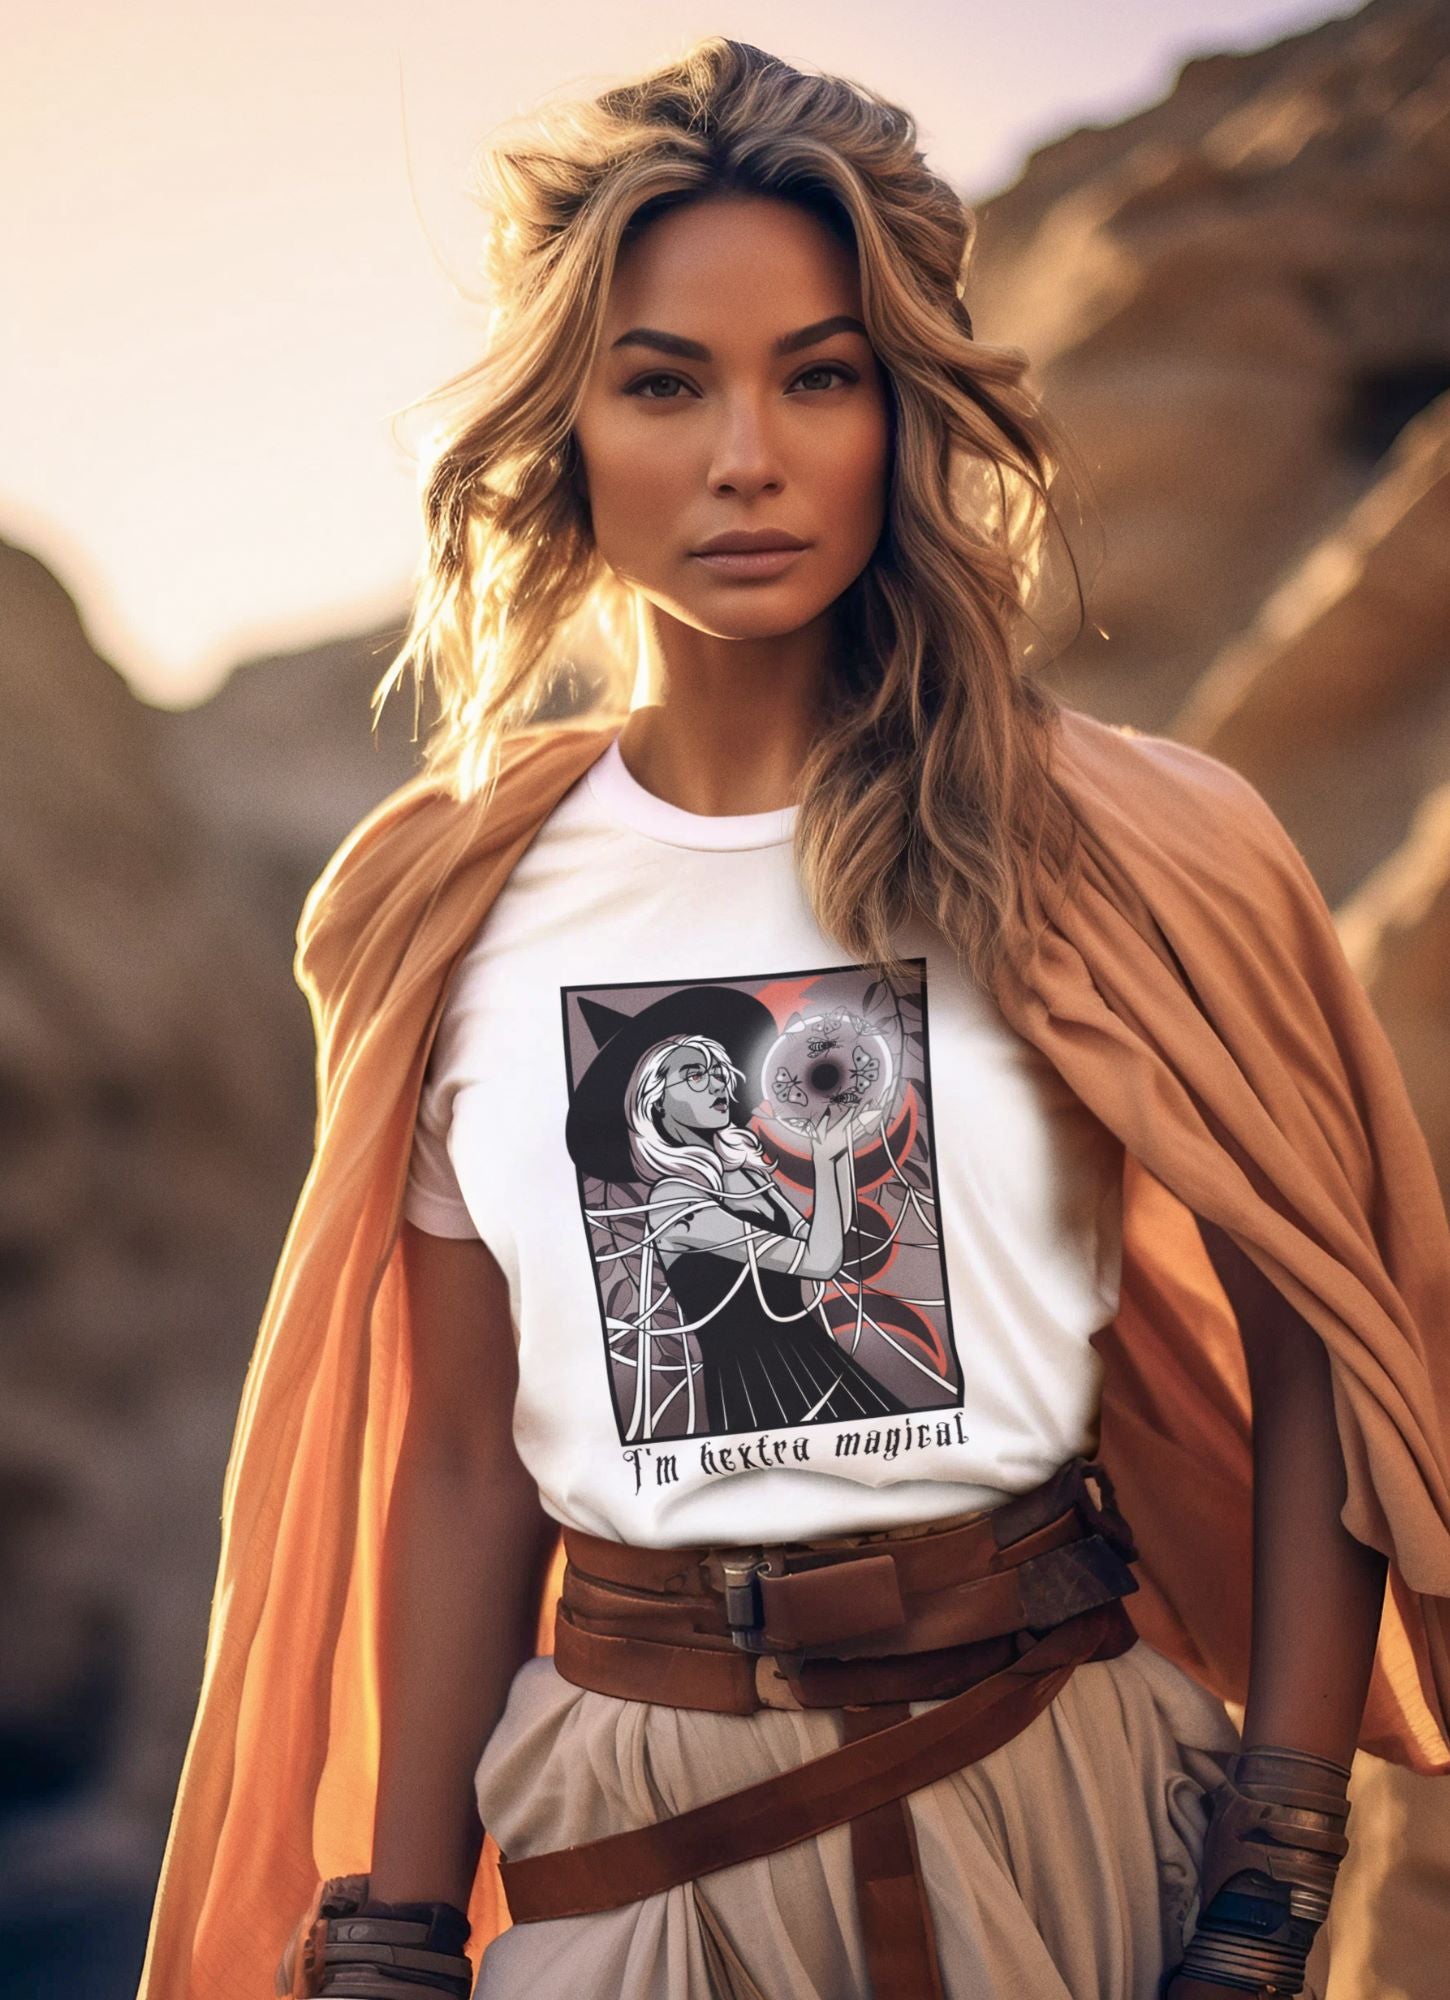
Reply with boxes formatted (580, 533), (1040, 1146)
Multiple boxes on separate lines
(841, 1702), (946, 2000)
(498, 1597), (1136, 1923)
(553, 1607), (759, 1714)
(560, 1457), (1134, 1603)
(553, 1527), (1137, 1712)
(500, 1458), (1141, 2000)
(1198, 1746), (1351, 1912)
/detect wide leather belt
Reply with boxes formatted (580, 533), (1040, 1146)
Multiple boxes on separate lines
(552, 1453), (1140, 1712)
(497, 1457), (1142, 2000)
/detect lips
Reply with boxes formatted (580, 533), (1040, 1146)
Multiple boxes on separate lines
(690, 543), (809, 579)
(692, 530), (809, 554)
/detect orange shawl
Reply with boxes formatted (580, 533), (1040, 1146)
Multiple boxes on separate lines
(136, 704), (1450, 1999)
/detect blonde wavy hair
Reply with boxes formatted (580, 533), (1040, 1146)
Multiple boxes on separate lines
(376, 36), (1088, 991)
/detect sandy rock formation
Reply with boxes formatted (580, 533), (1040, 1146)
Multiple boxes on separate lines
(1174, 388), (1450, 902)
(0, 543), (419, 1902)
(972, 0), (1450, 726)
(152, 623), (422, 945)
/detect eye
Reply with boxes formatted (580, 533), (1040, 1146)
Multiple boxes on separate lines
(625, 372), (694, 400)
(622, 362), (856, 400)
(792, 363), (854, 391)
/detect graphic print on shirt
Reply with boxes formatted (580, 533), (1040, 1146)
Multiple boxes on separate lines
(561, 958), (962, 1445)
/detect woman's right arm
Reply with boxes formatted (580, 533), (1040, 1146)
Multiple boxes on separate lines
(366, 1218), (560, 1908)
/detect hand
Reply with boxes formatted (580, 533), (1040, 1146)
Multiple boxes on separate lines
(809, 1099), (882, 1162)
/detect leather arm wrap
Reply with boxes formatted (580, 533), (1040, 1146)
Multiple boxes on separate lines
(1165, 1744), (1351, 1997)
(276, 1874), (473, 2000)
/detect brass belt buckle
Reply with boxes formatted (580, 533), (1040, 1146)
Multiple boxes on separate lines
(716, 1550), (775, 1653)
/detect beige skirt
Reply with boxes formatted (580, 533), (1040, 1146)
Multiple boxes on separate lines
(472, 1637), (1332, 2000)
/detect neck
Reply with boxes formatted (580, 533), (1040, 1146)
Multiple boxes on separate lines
(619, 603), (836, 815)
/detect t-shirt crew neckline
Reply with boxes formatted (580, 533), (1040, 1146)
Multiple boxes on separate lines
(586, 733), (799, 851)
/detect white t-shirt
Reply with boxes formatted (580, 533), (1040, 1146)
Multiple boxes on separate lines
(402, 733), (1125, 1547)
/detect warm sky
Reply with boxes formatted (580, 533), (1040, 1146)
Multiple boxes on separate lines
(5, 0), (1348, 706)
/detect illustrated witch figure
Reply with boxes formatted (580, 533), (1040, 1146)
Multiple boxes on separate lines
(564, 980), (961, 1441)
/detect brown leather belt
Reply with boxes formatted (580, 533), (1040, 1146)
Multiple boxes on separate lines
(497, 1458), (1141, 1998)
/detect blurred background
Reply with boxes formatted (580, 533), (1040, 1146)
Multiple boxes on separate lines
(3, 1), (1448, 1994)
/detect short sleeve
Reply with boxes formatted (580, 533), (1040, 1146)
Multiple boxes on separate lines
(401, 1066), (481, 1240)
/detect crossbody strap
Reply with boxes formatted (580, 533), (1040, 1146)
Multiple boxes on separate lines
(497, 1598), (1135, 1926)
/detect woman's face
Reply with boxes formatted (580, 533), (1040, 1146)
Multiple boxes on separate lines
(572, 193), (892, 642)
(657, 1043), (734, 1139)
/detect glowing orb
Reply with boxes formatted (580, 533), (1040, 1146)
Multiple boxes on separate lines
(759, 1006), (897, 1139)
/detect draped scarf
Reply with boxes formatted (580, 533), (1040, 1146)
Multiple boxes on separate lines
(136, 704), (1450, 1998)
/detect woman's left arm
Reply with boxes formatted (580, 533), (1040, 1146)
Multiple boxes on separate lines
(1196, 1214), (1387, 1762)
(1164, 1218), (1389, 1996)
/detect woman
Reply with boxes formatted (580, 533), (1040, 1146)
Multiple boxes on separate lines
(610, 1024), (905, 1437)
(569, 973), (949, 1442)
(137, 37), (1450, 2000)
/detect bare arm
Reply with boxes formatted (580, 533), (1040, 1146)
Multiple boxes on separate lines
(1195, 1216), (1387, 1761)
(834, 1148), (856, 1245)
(367, 1219), (559, 1907)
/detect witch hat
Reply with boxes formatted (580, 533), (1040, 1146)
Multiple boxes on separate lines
(564, 984), (779, 1182)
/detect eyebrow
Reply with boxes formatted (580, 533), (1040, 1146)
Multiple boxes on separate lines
(609, 313), (869, 362)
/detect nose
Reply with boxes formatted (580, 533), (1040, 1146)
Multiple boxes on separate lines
(707, 391), (785, 499)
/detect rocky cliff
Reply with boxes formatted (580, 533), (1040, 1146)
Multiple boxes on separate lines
(972, 0), (1450, 731)
(0, 545), (432, 1934)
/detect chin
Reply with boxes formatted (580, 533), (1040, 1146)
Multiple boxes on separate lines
(678, 595), (835, 641)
